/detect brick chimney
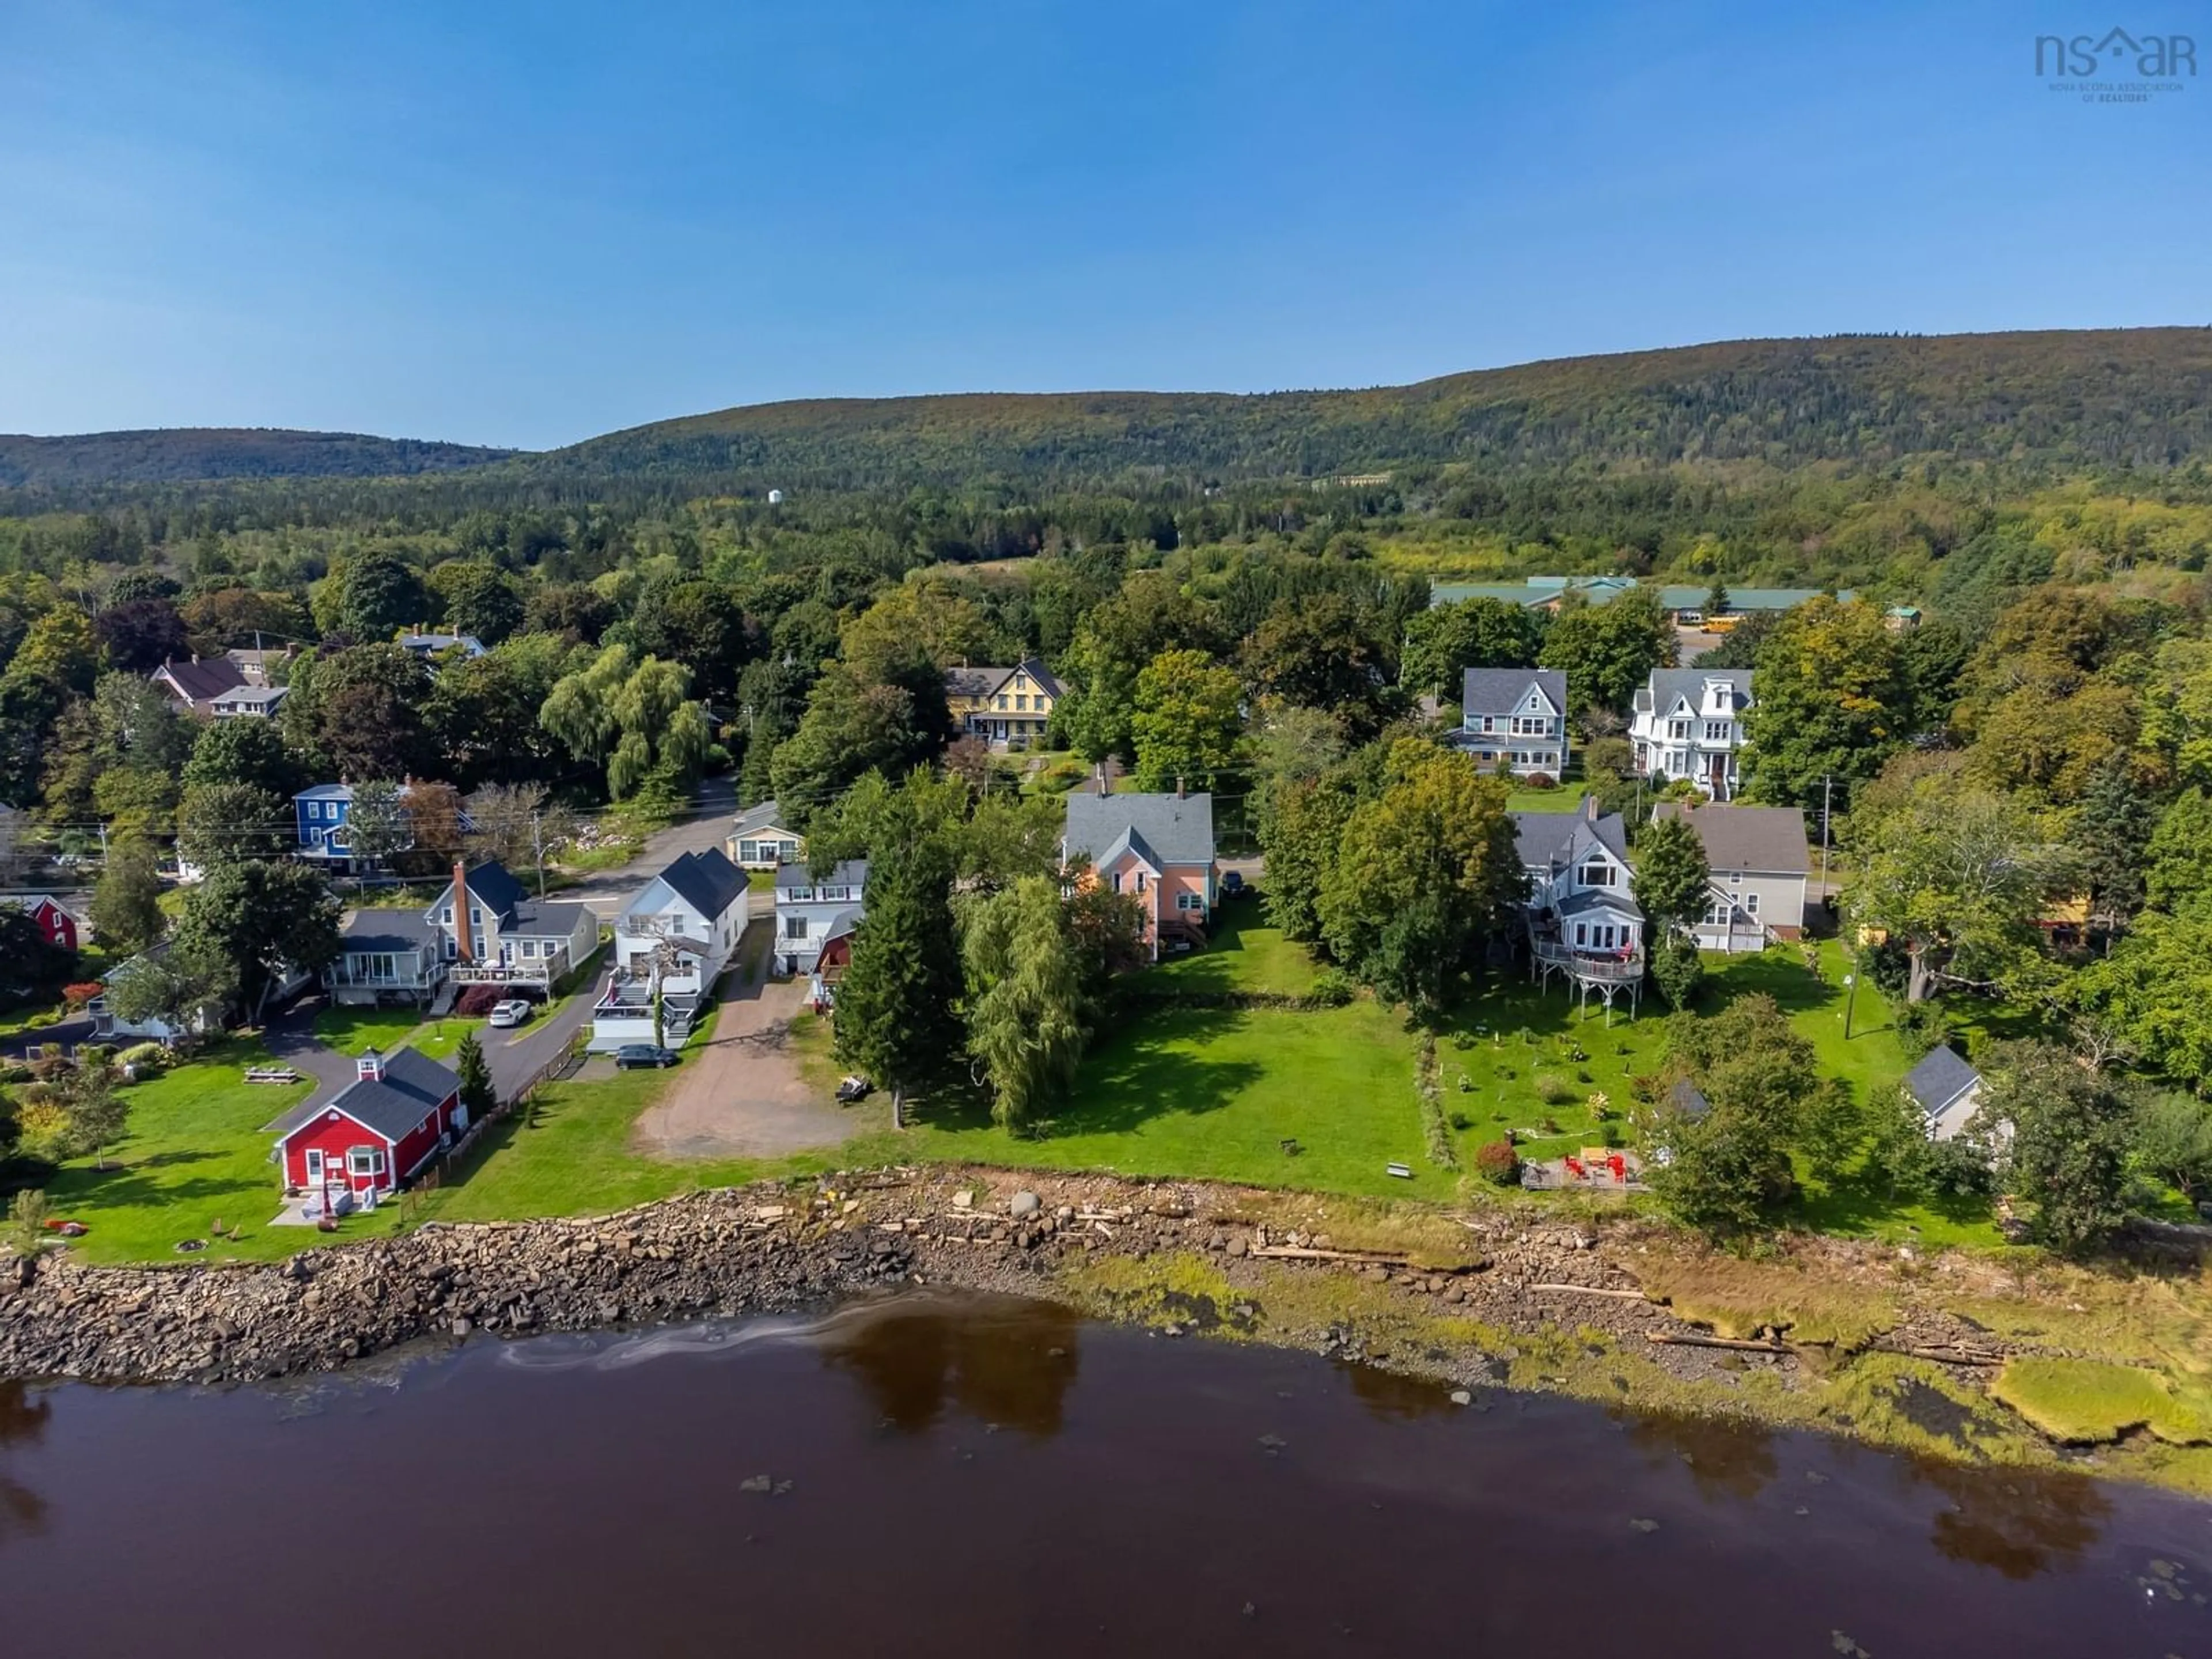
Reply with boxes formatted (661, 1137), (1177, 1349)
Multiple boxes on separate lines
(452, 859), (474, 962)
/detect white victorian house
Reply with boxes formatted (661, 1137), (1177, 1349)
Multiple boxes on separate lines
(1513, 797), (1645, 1018)
(1459, 669), (1569, 778)
(590, 849), (751, 1052)
(1631, 668), (1753, 799)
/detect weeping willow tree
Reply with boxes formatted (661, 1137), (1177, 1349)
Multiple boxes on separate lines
(540, 643), (715, 801)
(961, 875), (1088, 1130)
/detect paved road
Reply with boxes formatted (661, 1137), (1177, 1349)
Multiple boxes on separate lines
(562, 776), (738, 918)
(483, 979), (597, 1099)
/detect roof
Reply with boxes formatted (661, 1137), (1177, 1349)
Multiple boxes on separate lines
(1651, 802), (1810, 875)
(211, 683), (287, 711)
(459, 861), (528, 921)
(153, 656), (248, 703)
(820, 907), (862, 945)
(1635, 667), (1753, 716)
(509, 897), (592, 937)
(1512, 808), (1630, 870)
(339, 907), (441, 954)
(1063, 791), (1216, 868)
(1431, 579), (1852, 612)
(732, 798), (797, 838)
(943, 657), (1065, 702)
(270, 1046), (460, 1143)
(652, 849), (748, 922)
(1904, 1046), (1982, 1118)
(1555, 887), (1639, 918)
(777, 858), (869, 890)
(297, 783), (354, 804)
(397, 632), (486, 656)
(1668, 1078), (1711, 1120)
(1462, 668), (1567, 715)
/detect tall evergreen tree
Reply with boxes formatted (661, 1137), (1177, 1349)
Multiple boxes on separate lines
(2069, 753), (2156, 941)
(832, 808), (962, 1127)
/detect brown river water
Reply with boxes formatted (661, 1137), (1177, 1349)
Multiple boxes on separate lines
(0, 1290), (2207, 1657)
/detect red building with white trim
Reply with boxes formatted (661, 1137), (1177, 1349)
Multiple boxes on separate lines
(270, 1047), (466, 1203)
(10, 895), (81, 953)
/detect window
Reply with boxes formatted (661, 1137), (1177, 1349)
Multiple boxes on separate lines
(1574, 923), (1588, 946)
(1704, 721), (1730, 742)
(1729, 869), (1741, 884)
(1668, 719), (1690, 740)
(1016, 694), (1029, 710)
(1702, 901), (1724, 926)
(1110, 871), (1123, 893)
(1745, 892), (1759, 915)
(822, 885), (850, 901)
(470, 908), (483, 930)
(738, 839), (760, 863)
(789, 887), (813, 903)
(347, 1146), (386, 1178)
(1479, 715), (1497, 733)
(1581, 862), (1615, 888)
(1177, 892), (1205, 913)
(994, 695), (1008, 710)
(520, 940), (538, 958)
(783, 915), (809, 940)
(1135, 872), (1148, 893)
(442, 907), (454, 925)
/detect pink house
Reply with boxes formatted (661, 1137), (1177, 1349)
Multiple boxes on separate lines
(1062, 790), (1218, 961)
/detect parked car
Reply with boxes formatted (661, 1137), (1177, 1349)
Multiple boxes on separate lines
(1222, 870), (1245, 896)
(487, 999), (534, 1028)
(614, 1044), (679, 1070)
(836, 1075), (872, 1103)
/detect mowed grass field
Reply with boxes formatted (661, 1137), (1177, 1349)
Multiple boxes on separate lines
(34, 1041), (409, 1264)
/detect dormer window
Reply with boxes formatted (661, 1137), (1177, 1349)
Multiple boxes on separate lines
(1580, 862), (1616, 888)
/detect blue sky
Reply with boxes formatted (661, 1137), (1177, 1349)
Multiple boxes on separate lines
(1, 1), (2206, 449)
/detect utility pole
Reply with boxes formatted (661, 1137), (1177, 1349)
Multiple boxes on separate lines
(1843, 971), (1858, 1041)
(1818, 774), (1834, 899)
(531, 812), (547, 898)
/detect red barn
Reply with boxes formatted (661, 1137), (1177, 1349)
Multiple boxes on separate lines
(13, 896), (81, 953)
(271, 1047), (467, 1203)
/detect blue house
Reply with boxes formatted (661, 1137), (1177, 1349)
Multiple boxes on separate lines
(296, 784), (358, 868)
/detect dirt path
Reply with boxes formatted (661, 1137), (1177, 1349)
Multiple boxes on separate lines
(630, 961), (854, 1160)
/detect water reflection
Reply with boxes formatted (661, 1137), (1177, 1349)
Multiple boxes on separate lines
(1909, 1456), (2113, 1581)
(820, 1294), (1082, 1438)
(0, 1381), (51, 1543)
(1618, 1408), (1779, 1503)
(1336, 1358), (1459, 1422)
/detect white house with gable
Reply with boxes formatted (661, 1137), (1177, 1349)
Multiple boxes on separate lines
(590, 849), (751, 1051)
(775, 859), (866, 1006)
(1459, 668), (1569, 778)
(1631, 668), (1754, 799)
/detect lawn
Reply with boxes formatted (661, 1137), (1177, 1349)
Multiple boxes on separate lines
(313, 1004), (426, 1057)
(1503, 779), (1590, 814)
(1146, 897), (1319, 997)
(899, 994), (1461, 1200)
(33, 1041), (407, 1264)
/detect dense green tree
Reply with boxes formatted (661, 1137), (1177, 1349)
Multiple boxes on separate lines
(1633, 812), (1711, 934)
(1537, 586), (1674, 715)
(540, 644), (716, 801)
(770, 663), (939, 821)
(1847, 771), (2064, 1003)
(832, 806), (963, 1127)
(454, 1031), (497, 1122)
(325, 551), (430, 642)
(2145, 787), (2212, 917)
(1316, 740), (1522, 1010)
(961, 876), (1088, 1129)
(344, 779), (412, 872)
(1399, 597), (1544, 703)
(1238, 593), (1397, 737)
(175, 860), (341, 1020)
(1131, 648), (1243, 791)
(181, 714), (305, 801)
(2074, 912), (2212, 1090)
(175, 782), (289, 870)
(1741, 597), (1908, 811)
(423, 562), (521, 647)
(103, 933), (237, 1032)
(2134, 1090), (2212, 1204)
(89, 838), (166, 955)
(1975, 1041), (2133, 1253)
(2067, 754), (2156, 938)
(1652, 994), (1819, 1236)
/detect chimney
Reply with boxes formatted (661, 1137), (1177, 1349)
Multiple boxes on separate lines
(1584, 792), (1600, 823)
(357, 1048), (386, 1083)
(1176, 775), (1186, 800)
(452, 859), (474, 962)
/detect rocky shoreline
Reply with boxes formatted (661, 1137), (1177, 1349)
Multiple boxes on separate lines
(0, 1166), (2002, 1394)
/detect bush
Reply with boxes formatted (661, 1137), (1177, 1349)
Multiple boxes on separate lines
(1650, 931), (1705, 1011)
(1893, 999), (1949, 1060)
(1475, 1139), (1521, 1185)
(1534, 1073), (1575, 1106)
(115, 1041), (169, 1078)
(1925, 1132), (1997, 1200)
(1306, 968), (1355, 1008)
(1522, 772), (1558, 791)
(62, 982), (105, 1011)
(456, 984), (506, 1017)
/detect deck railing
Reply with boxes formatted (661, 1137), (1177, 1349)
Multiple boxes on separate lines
(1530, 939), (1644, 983)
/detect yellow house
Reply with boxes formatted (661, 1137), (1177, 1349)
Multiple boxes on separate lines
(945, 657), (1063, 747)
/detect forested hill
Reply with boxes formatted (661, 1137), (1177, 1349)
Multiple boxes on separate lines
(542, 328), (2212, 488)
(0, 427), (517, 488)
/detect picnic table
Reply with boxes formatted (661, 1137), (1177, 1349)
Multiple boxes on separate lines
(243, 1065), (302, 1085)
